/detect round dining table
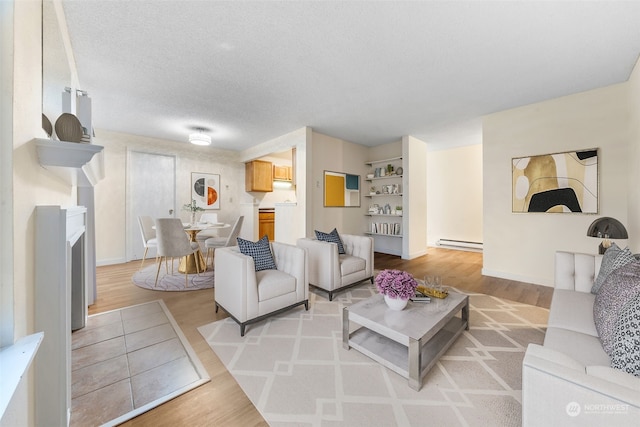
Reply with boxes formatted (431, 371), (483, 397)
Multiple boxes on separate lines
(179, 222), (230, 273)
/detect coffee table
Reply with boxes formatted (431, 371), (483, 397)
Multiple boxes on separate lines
(342, 292), (469, 391)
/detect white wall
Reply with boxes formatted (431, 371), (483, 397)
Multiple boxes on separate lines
(427, 144), (483, 246)
(628, 56), (640, 253)
(483, 83), (629, 286)
(404, 135), (428, 259)
(3, 1), (77, 424)
(93, 130), (244, 265)
(310, 131), (369, 235)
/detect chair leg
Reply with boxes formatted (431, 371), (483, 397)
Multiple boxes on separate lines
(140, 247), (149, 269)
(154, 257), (163, 287)
(370, 276), (374, 284)
(304, 300), (309, 310)
(215, 303), (219, 313)
(240, 324), (246, 337)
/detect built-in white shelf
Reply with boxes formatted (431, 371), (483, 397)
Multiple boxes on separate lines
(365, 193), (403, 198)
(365, 156), (402, 165)
(365, 175), (403, 181)
(365, 214), (403, 217)
(34, 138), (104, 187)
(365, 232), (403, 238)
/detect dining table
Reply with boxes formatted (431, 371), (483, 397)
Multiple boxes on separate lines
(179, 222), (230, 274)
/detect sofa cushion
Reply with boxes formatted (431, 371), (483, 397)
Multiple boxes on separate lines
(610, 294), (640, 377)
(547, 289), (597, 337)
(315, 228), (345, 254)
(543, 327), (610, 366)
(593, 261), (640, 355)
(339, 254), (366, 277)
(256, 269), (296, 301)
(237, 235), (277, 271)
(592, 243), (635, 294)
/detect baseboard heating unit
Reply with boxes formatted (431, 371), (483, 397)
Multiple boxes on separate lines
(436, 239), (483, 251)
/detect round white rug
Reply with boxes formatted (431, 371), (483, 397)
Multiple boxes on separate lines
(132, 259), (214, 291)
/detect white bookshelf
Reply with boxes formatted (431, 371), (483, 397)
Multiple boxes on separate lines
(364, 156), (405, 256)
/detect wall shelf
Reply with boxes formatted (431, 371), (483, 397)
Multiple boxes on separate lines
(365, 193), (403, 198)
(364, 232), (403, 238)
(35, 138), (104, 187)
(365, 156), (402, 165)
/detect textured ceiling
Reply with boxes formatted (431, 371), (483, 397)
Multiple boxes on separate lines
(58, 1), (640, 151)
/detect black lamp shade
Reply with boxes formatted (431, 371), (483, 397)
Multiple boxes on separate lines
(586, 217), (629, 239)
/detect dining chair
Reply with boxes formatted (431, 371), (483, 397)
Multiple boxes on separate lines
(205, 216), (244, 267)
(154, 218), (202, 287)
(137, 215), (158, 269)
(196, 213), (220, 245)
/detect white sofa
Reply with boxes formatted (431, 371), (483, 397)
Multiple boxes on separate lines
(297, 234), (374, 300)
(522, 251), (640, 426)
(214, 242), (308, 336)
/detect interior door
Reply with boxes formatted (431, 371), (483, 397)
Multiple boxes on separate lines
(127, 151), (176, 261)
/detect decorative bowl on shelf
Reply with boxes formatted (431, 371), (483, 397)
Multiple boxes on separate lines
(54, 113), (83, 143)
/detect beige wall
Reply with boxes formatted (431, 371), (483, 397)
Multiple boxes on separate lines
(94, 130), (244, 264)
(628, 56), (640, 253)
(427, 144), (483, 247)
(483, 83), (629, 286)
(310, 131), (369, 235)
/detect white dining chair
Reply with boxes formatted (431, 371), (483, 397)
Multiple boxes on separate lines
(205, 216), (244, 268)
(155, 218), (202, 287)
(137, 215), (158, 269)
(196, 213), (220, 245)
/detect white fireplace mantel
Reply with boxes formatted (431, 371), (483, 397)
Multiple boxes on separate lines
(34, 138), (104, 187)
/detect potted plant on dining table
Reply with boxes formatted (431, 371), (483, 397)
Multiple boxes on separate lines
(183, 199), (204, 225)
(375, 269), (419, 311)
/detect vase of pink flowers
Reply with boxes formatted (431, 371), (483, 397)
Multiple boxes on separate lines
(375, 269), (418, 311)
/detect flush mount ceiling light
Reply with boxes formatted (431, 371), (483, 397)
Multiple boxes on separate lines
(189, 128), (211, 146)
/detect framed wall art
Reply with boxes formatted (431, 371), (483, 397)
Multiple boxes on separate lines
(512, 148), (598, 213)
(324, 170), (360, 207)
(191, 172), (220, 210)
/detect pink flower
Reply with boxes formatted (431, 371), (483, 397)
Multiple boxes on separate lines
(375, 269), (418, 300)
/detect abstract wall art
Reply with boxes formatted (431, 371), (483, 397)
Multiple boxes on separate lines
(324, 170), (360, 207)
(191, 172), (220, 210)
(512, 149), (598, 213)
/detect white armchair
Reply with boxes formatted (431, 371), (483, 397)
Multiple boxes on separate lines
(214, 241), (309, 336)
(297, 234), (374, 301)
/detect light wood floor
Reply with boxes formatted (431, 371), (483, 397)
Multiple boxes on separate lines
(92, 248), (553, 426)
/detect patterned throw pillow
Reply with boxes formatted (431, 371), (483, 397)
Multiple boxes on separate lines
(592, 244), (636, 294)
(237, 235), (277, 271)
(610, 294), (640, 377)
(593, 261), (640, 355)
(315, 228), (346, 254)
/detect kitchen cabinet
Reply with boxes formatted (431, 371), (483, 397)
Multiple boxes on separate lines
(273, 165), (292, 181)
(246, 160), (273, 192)
(259, 211), (275, 241)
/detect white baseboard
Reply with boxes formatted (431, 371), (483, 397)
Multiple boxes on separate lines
(97, 257), (127, 267)
(481, 268), (553, 288)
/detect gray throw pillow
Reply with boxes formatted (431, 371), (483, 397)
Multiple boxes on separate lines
(593, 261), (640, 355)
(592, 243), (636, 294)
(315, 228), (346, 254)
(237, 235), (277, 271)
(610, 294), (640, 377)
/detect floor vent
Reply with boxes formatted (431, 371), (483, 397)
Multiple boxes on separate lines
(437, 239), (483, 251)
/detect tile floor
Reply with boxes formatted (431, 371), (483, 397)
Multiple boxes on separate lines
(70, 301), (204, 426)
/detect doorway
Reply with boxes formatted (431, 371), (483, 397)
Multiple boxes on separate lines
(127, 151), (176, 262)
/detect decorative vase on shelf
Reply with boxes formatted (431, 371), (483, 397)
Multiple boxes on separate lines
(384, 295), (408, 311)
(190, 212), (197, 225)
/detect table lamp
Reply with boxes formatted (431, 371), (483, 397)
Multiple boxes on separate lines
(586, 217), (628, 254)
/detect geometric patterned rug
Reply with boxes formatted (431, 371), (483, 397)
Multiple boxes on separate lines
(198, 284), (549, 427)
(132, 259), (214, 291)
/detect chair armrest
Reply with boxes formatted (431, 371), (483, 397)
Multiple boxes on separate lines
(341, 234), (374, 276)
(296, 238), (340, 287)
(272, 241), (308, 300)
(522, 344), (640, 426)
(214, 247), (259, 321)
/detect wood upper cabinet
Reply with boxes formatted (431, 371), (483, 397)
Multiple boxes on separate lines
(245, 160), (273, 192)
(273, 165), (292, 181)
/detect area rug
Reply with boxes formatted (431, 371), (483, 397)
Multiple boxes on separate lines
(198, 285), (549, 427)
(70, 300), (210, 427)
(132, 259), (214, 291)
